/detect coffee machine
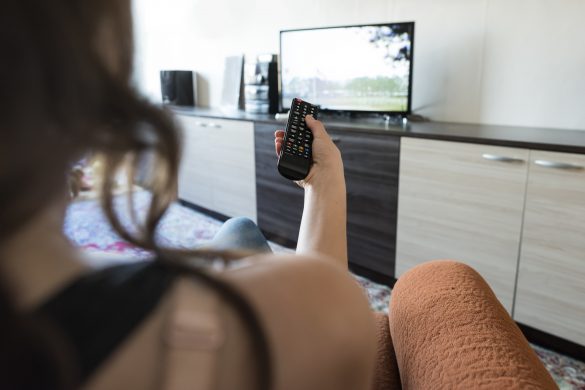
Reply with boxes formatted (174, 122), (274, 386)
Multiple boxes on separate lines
(244, 54), (279, 114)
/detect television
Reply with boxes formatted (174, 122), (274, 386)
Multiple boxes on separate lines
(279, 22), (414, 115)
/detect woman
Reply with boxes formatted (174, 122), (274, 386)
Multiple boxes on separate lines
(0, 1), (559, 389)
(0, 1), (376, 389)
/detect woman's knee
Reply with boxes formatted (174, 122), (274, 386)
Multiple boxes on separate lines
(389, 260), (498, 326)
(388, 261), (557, 389)
(393, 260), (485, 294)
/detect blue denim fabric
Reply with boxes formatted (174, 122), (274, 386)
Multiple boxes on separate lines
(207, 217), (272, 253)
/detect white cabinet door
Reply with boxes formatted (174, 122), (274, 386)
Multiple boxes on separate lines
(396, 138), (529, 312)
(177, 115), (215, 209)
(177, 115), (256, 221)
(208, 119), (256, 221)
(515, 151), (585, 345)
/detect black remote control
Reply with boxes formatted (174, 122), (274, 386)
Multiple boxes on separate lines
(277, 98), (320, 181)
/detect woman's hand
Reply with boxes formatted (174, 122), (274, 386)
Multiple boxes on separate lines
(274, 115), (344, 189)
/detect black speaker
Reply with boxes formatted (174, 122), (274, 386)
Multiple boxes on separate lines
(160, 70), (196, 106)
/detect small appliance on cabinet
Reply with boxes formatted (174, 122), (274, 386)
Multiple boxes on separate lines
(244, 54), (279, 114)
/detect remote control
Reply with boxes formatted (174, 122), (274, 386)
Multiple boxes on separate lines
(277, 98), (320, 181)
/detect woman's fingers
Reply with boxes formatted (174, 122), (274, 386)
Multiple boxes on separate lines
(275, 140), (282, 156)
(275, 137), (283, 156)
(274, 129), (285, 156)
(304, 115), (328, 139)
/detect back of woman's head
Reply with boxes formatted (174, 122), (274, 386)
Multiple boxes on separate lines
(0, 0), (178, 244)
(0, 0), (180, 245)
(0, 1), (180, 387)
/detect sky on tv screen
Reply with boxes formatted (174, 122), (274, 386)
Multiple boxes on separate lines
(281, 25), (412, 112)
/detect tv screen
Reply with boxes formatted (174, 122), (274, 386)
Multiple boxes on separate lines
(280, 22), (414, 114)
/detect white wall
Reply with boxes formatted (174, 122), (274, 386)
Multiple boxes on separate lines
(132, 0), (585, 130)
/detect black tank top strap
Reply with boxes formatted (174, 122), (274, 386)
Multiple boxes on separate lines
(34, 261), (178, 384)
(34, 258), (272, 390)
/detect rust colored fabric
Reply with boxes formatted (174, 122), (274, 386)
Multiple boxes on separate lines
(372, 311), (401, 390)
(388, 260), (557, 390)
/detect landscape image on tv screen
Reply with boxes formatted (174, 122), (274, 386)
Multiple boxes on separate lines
(280, 23), (413, 113)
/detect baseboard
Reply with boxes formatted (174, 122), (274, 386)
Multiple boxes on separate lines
(518, 323), (585, 362)
(348, 263), (397, 288)
(258, 230), (297, 249)
(179, 200), (230, 222)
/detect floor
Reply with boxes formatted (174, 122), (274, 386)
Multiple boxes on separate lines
(64, 191), (585, 389)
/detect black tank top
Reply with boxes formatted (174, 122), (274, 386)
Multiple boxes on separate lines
(34, 259), (271, 389)
(35, 261), (177, 384)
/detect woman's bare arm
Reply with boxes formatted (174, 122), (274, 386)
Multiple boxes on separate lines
(274, 116), (347, 268)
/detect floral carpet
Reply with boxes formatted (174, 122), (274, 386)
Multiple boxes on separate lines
(64, 191), (585, 389)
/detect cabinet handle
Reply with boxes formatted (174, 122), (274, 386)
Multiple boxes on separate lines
(481, 154), (525, 163)
(534, 160), (584, 170)
(331, 137), (341, 144)
(195, 121), (207, 127)
(208, 122), (222, 129)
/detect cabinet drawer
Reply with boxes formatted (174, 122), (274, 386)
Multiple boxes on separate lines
(177, 116), (215, 208)
(396, 138), (529, 312)
(177, 115), (256, 221)
(515, 151), (585, 345)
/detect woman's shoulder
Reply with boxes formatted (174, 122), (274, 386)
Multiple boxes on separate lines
(179, 253), (377, 390)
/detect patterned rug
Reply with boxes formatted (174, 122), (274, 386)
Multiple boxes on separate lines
(64, 191), (585, 389)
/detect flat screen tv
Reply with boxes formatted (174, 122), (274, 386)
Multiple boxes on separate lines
(280, 22), (414, 115)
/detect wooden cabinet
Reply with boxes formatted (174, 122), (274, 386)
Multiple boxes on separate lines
(515, 151), (585, 345)
(177, 115), (257, 221)
(255, 122), (400, 279)
(397, 138), (585, 345)
(396, 138), (529, 312)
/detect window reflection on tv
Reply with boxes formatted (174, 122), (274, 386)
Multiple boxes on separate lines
(280, 23), (414, 113)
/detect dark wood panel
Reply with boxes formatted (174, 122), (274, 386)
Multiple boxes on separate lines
(330, 129), (400, 277)
(255, 123), (400, 278)
(255, 123), (304, 246)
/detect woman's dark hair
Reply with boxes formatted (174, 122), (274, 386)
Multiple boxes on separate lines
(0, 1), (270, 388)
